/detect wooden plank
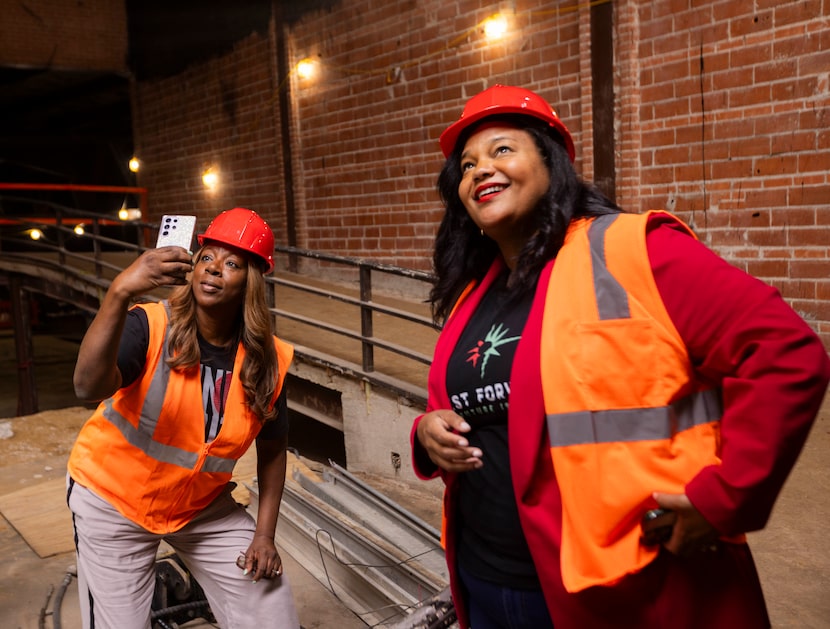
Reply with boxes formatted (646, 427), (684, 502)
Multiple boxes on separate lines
(0, 477), (72, 558)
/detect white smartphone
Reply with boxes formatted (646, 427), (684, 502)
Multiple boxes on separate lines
(155, 215), (197, 251)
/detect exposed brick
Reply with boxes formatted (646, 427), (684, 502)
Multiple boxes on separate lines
(790, 260), (830, 280)
(125, 0), (829, 344)
(787, 228), (830, 247)
(791, 185), (830, 207)
(745, 259), (789, 279)
(0, 0), (127, 70)
(744, 228), (788, 247)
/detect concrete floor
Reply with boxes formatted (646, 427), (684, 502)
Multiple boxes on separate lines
(0, 410), (374, 629)
(0, 331), (828, 628)
(0, 526), (368, 629)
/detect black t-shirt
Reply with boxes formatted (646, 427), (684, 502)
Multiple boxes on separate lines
(446, 271), (538, 589)
(118, 307), (286, 441)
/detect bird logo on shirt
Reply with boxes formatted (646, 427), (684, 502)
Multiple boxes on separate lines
(466, 323), (521, 378)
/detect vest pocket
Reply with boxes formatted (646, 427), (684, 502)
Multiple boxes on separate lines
(565, 319), (679, 409)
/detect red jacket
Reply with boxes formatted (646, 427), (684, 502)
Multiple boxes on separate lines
(411, 213), (829, 629)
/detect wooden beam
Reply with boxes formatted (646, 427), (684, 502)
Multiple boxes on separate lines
(10, 275), (38, 416)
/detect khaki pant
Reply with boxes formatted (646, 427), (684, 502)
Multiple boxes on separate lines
(67, 478), (300, 629)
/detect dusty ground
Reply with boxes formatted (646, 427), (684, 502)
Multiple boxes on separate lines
(0, 406), (386, 629)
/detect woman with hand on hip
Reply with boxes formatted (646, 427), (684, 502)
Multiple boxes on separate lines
(411, 85), (829, 629)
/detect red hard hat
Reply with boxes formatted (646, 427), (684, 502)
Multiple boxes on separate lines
(197, 207), (275, 273)
(439, 84), (575, 162)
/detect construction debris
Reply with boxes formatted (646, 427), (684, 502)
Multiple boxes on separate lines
(248, 455), (457, 628)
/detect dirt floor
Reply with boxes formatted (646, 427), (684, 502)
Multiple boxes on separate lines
(0, 406), (393, 629)
(0, 330), (828, 627)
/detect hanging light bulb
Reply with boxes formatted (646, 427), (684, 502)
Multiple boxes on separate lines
(118, 198), (142, 221)
(29, 228), (43, 240)
(74, 224), (85, 236)
(128, 156), (141, 172)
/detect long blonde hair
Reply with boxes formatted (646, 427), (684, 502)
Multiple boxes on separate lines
(165, 254), (279, 422)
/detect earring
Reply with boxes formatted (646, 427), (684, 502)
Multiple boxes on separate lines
(480, 229), (484, 236)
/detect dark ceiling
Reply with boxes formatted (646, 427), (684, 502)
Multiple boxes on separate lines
(0, 0), (334, 189)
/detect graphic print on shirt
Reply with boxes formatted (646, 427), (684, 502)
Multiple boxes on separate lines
(445, 272), (534, 426)
(450, 320), (522, 423)
(202, 365), (231, 441)
(466, 322), (521, 378)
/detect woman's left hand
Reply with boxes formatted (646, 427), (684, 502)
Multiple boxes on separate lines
(652, 492), (720, 557)
(238, 534), (284, 582)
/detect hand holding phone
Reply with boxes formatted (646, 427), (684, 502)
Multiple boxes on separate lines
(640, 508), (676, 546)
(156, 215), (196, 252)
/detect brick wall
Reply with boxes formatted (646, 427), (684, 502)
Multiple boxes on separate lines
(631, 0), (829, 340)
(284, 0), (585, 269)
(133, 32), (288, 240)
(133, 0), (829, 344)
(0, 0), (126, 71)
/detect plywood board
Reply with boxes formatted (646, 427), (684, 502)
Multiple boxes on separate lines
(231, 446), (258, 505)
(0, 477), (73, 558)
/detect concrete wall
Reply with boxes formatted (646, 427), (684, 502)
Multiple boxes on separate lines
(289, 355), (427, 484)
(131, 0), (830, 346)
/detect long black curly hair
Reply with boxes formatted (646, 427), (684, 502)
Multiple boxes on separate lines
(430, 114), (622, 323)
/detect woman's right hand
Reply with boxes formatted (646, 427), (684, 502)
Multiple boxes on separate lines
(416, 410), (483, 473)
(110, 246), (193, 300)
(73, 247), (193, 401)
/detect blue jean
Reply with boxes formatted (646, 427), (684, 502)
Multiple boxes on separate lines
(458, 564), (554, 629)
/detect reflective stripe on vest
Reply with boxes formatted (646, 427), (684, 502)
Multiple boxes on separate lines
(101, 399), (236, 473)
(547, 387), (722, 446)
(547, 214), (721, 447)
(589, 214), (630, 320)
(99, 305), (236, 474)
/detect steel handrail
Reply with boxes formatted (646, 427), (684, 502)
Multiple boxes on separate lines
(0, 210), (437, 401)
(270, 244), (438, 375)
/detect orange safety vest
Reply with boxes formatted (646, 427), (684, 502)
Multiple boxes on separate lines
(68, 301), (293, 534)
(541, 211), (724, 592)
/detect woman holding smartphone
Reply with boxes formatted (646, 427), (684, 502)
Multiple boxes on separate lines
(66, 207), (299, 628)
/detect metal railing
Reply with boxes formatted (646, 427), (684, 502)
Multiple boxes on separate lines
(271, 246), (438, 374)
(0, 202), (438, 406)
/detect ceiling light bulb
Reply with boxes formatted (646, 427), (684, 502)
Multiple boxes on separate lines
(128, 157), (141, 172)
(74, 224), (85, 235)
(30, 229), (43, 241)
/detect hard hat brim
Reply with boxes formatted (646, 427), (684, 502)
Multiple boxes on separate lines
(197, 236), (274, 273)
(439, 105), (575, 162)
